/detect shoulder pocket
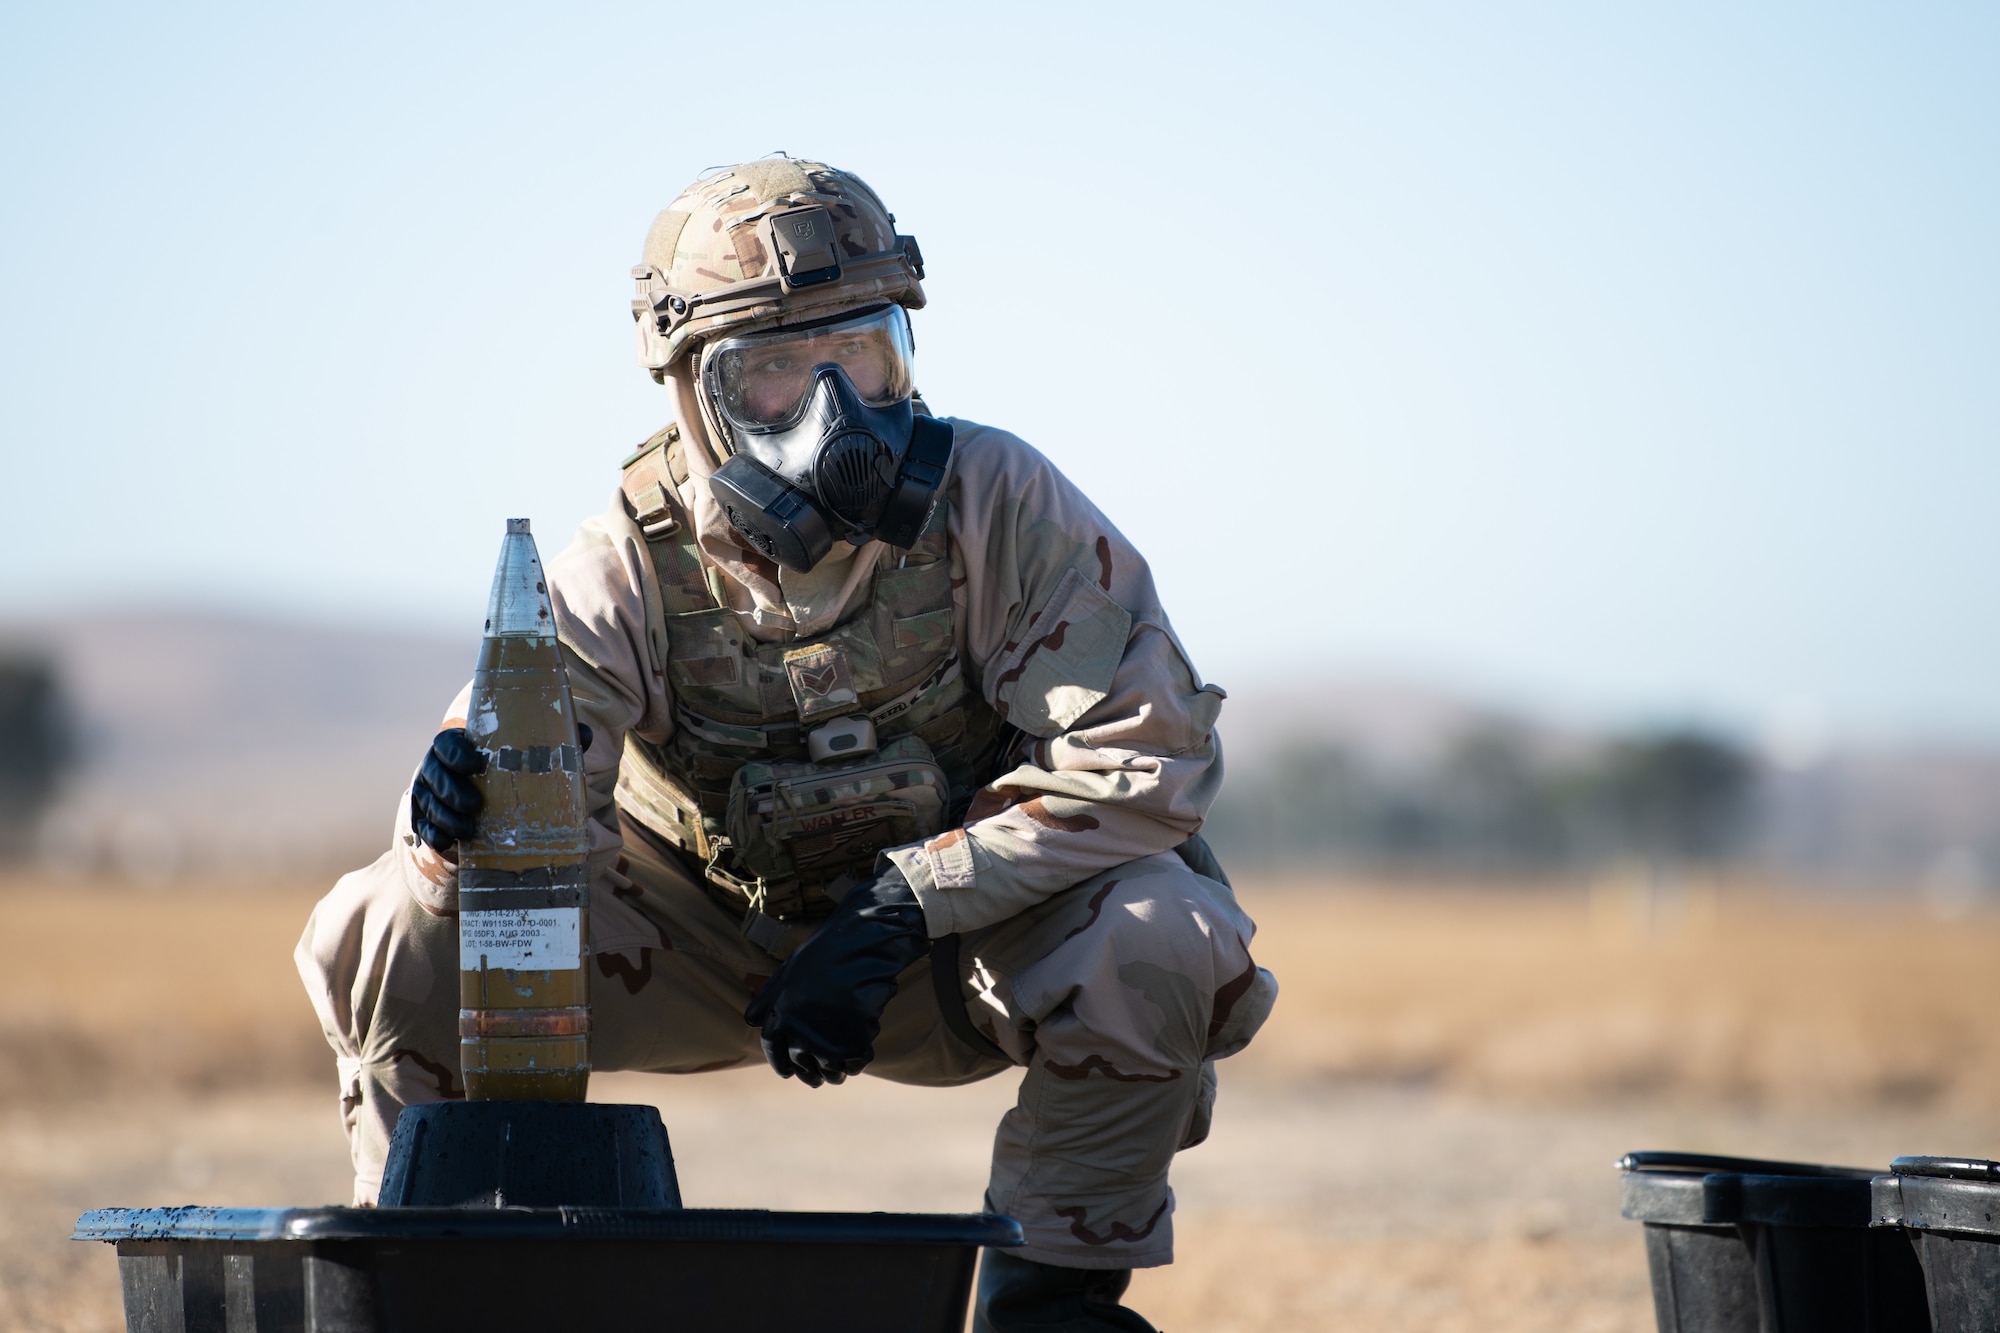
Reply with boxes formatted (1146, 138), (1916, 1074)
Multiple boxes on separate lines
(988, 567), (1133, 739)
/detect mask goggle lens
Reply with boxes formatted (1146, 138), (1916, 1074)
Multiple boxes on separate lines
(704, 306), (914, 432)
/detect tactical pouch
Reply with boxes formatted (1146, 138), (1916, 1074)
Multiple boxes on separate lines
(723, 735), (948, 898)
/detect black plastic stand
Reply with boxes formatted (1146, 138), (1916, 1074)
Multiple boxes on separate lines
(378, 1101), (682, 1208)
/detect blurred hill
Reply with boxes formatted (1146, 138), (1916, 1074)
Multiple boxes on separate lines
(0, 612), (469, 879)
(0, 614), (1996, 890)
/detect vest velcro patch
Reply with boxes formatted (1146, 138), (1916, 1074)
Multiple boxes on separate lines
(674, 653), (741, 688)
(891, 609), (953, 654)
(782, 644), (859, 721)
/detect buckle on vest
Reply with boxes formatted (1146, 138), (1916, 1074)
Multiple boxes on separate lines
(630, 481), (680, 540)
(739, 880), (818, 959)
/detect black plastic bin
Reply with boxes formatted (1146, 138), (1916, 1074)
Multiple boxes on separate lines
(76, 1204), (1020, 1333)
(1619, 1151), (1931, 1333)
(76, 1101), (1021, 1332)
(1872, 1156), (2000, 1333)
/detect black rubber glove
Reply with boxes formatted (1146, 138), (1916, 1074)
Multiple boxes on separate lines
(743, 866), (930, 1087)
(411, 728), (483, 854)
(410, 724), (589, 854)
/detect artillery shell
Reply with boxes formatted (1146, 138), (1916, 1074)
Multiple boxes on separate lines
(458, 518), (591, 1102)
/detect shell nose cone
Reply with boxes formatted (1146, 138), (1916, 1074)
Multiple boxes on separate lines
(484, 519), (554, 637)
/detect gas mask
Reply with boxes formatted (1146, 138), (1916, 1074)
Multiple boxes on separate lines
(701, 305), (952, 573)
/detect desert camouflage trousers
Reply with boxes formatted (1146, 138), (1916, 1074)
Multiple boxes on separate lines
(294, 830), (1277, 1269)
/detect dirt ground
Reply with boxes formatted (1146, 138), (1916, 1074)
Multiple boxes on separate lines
(3, 874), (1996, 1331)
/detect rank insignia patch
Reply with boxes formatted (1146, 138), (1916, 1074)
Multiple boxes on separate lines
(782, 644), (859, 721)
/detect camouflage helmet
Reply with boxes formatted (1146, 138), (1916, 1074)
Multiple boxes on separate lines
(632, 156), (927, 380)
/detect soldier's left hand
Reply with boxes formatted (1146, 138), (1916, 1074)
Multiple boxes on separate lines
(743, 866), (930, 1087)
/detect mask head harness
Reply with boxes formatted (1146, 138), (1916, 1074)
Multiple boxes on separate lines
(700, 305), (952, 573)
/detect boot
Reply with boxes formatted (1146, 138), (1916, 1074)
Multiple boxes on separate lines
(973, 1248), (1160, 1332)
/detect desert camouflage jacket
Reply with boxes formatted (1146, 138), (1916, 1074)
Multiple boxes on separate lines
(393, 412), (1225, 939)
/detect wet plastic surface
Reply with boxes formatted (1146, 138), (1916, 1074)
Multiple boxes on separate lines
(1620, 1150), (1931, 1333)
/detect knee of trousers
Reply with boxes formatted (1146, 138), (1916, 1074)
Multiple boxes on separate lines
(1008, 854), (1278, 1079)
(296, 851), (462, 1079)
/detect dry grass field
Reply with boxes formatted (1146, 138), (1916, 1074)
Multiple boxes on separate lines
(3, 873), (1997, 1331)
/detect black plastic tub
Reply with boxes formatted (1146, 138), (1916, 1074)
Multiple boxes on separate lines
(77, 1102), (1020, 1332)
(1872, 1156), (2000, 1333)
(75, 1204), (1022, 1332)
(1619, 1151), (1931, 1333)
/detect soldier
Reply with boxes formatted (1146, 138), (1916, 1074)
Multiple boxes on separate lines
(296, 156), (1278, 1332)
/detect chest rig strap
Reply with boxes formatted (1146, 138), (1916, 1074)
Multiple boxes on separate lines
(615, 422), (721, 875)
(621, 423), (736, 620)
(620, 422), (689, 542)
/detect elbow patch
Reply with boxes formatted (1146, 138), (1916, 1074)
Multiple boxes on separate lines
(989, 568), (1133, 739)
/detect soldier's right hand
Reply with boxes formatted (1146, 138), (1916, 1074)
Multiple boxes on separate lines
(411, 728), (485, 854)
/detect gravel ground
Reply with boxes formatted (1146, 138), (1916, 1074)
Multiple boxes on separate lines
(12, 1067), (1995, 1331)
(8, 879), (1997, 1330)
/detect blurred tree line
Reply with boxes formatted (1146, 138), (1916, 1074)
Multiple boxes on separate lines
(1203, 725), (1754, 876)
(0, 656), (73, 857)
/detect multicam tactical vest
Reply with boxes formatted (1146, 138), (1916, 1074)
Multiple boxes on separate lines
(612, 423), (1007, 921)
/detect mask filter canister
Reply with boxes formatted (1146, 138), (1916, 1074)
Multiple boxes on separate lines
(712, 457), (836, 572)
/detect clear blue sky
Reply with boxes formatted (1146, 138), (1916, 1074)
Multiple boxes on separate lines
(3, 2), (1995, 745)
